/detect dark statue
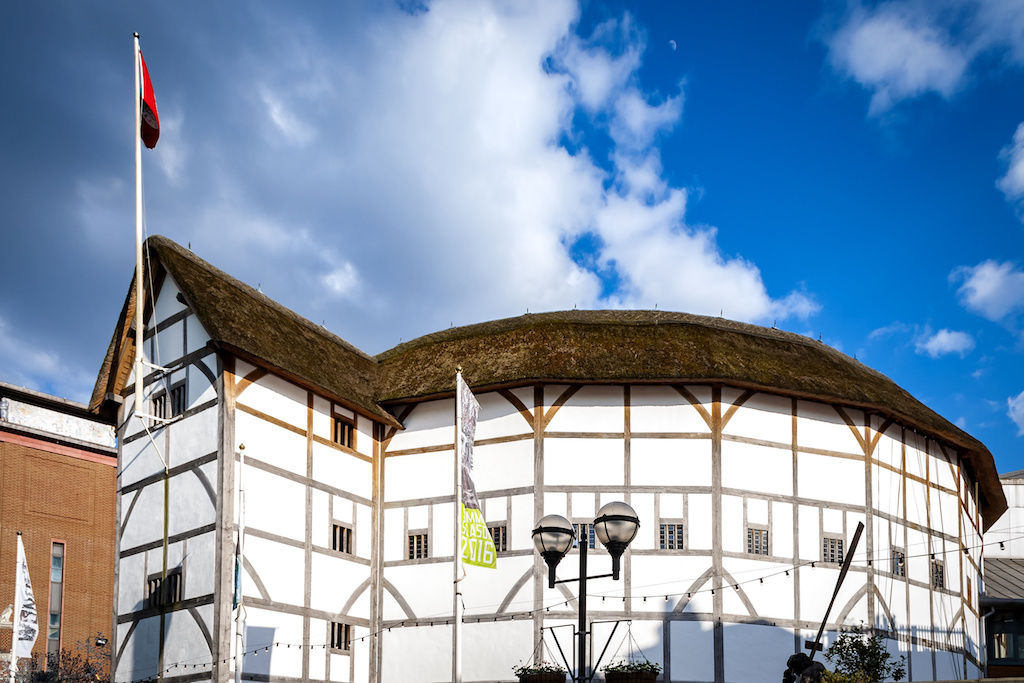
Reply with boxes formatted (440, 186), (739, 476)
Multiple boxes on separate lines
(782, 653), (825, 683)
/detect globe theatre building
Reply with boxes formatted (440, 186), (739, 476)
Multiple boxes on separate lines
(95, 237), (1006, 683)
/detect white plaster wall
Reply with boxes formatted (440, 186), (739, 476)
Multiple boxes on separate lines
(380, 624), (452, 682)
(314, 442), (372, 501)
(724, 622), (795, 683)
(167, 407), (218, 469)
(723, 393), (792, 445)
(670, 621), (715, 682)
(722, 440), (791, 496)
(237, 410), (307, 476)
(243, 466), (306, 541)
(116, 615), (161, 681)
(631, 437), (711, 487)
(545, 385), (624, 433)
(239, 372), (310, 431)
(472, 439), (534, 491)
(167, 470), (216, 536)
(630, 385), (712, 433)
(545, 437), (624, 486)
(386, 450), (453, 501)
(387, 398), (454, 452)
(475, 388), (535, 440)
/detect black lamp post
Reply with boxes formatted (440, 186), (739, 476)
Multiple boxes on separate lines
(532, 501), (640, 683)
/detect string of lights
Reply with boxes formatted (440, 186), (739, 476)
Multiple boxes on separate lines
(115, 532), (1022, 682)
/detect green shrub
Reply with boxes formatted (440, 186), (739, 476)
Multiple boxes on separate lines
(824, 625), (905, 682)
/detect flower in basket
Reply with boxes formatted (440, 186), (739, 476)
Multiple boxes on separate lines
(602, 659), (663, 674)
(513, 661), (568, 676)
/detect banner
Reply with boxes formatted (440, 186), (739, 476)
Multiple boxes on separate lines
(13, 535), (38, 659)
(457, 373), (496, 569)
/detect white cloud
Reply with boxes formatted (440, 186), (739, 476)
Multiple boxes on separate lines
(951, 260), (1024, 321)
(998, 122), (1024, 216)
(1009, 389), (1024, 435)
(869, 321), (912, 339)
(827, 5), (968, 115)
(154, 107), (187, 183)
(915, 328), (975, 357)
(321, 262), (361, 299)
(77, 0), (817, 356)
(0, 314), (94, 400)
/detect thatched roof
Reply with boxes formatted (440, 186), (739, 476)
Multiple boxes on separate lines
(89, 236), (398, 427)
(91, 236), (1006, 527)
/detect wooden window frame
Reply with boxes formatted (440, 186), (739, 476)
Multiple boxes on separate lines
(746, 525), (769, 556)
(145, 567), (184, 608)
(329, 622), (352, 654)
(332, 521), (354, 555)
(821, 534), (845, 565)
(332, 411), (356, 450)
(891, 547), (906, 577)
(487, 522), (508, 553)
(658, 520), (685, 551)
(47, 541), (65, 658)
(407, 530), (429, 560)
(169, 381), (187, 418)
(931, 559), (945, 589)
(151, 390), (167, 420)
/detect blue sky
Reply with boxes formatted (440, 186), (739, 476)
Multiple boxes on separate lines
(1, 1), (1023, 471)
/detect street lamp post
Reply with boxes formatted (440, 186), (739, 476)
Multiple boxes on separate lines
(532, 502), (640, 683)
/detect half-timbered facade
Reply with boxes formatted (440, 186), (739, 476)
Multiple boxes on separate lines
(94, 236), (1006, 683)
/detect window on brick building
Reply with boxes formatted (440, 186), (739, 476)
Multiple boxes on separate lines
(48, 543), (64, 656)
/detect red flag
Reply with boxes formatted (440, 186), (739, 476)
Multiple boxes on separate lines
(139, 49), (159, 149)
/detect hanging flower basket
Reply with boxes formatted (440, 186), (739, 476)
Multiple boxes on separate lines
(604, 670), (659, 683)
(516, 673), (567, 683)
(602, 659), (662, 682)
(513, 662), (567, 683)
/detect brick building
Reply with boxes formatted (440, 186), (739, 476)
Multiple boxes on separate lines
(0, 380), (116, 669)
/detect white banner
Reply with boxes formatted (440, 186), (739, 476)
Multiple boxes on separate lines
(456, 373), (496, 569)
(12, 535), (38, 659)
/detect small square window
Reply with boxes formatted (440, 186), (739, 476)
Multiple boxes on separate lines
(330, 622), (352, 652)
(822, 536), (845, 564)
(747, 527), (768, 556)
(572, 522), (596, 549)
(659, 523), (685, 550)
(151, 391), (167, 420)
(170, 382), (186, 417)
(332, 414), (355, 449)
(488, 524), (508, 552)
(332, 523), (353, 554)
(408, 531), (429, 560)
(892, 548), (906, 577)
(931, 559), (945, 589)
(145, 568), (183, 608)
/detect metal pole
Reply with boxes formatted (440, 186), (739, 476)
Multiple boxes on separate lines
(133, 32), (144, 427)
(453, 373), (463, 683)
(578, 539), (587, 683)
(235, 446), (246, 683)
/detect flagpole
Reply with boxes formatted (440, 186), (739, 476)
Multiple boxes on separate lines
(8, 533), (19, 683)
(133, 32), (145, 427)
(453, 372), (464, 683)
(235, 444), (246, 683)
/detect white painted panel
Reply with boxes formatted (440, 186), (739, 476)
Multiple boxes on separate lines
(796, 400), (863, 456)
(874, 465), (904, 519)
(236, 411), (308, 476)
(381, 624), (451, 683)
(120, 433), (166, 487)
(722, 495), (743, 554)
(187, 361), (217, 408)
(117, 615), (161, 681)
(545, 385), (624, 433)
(308, 618), (327, 680)
(669, 621), (715, 682)
(383, 509), (403, 562)
(312, 395), (331, 440)
(689, 494), (713, 550)
(244, 468), (306, 541)
(152, 275), (186, 322)
(120, 484), (166, 549)
(169, 406), (218, 469)
(631, 493), (655, 550)
(461, 620), (534, 682)
(473, 439), (534, 492)
(722, 440), (791, 496)
(475, 390), (534, 440)
(904, 434), (928, 480)
(434, 502), (455, 557)
(800, 567), (863, 625)
(387, 398), (454, 452)
(310, 552), (369, 611)
(162, 605), (212, 674)
(545, 437), (624, 486)
(154, 320), (184, 364)
(245, 535), (305, 606)
(239, 373), (309, 431)
(772, 502), (793, 559)
(511, 495), (534, 551)
(461, 554), (533, 614)
(723, 393), (792, 445)
(725, 622), (795, 683)
(797, 452), (865, 506)
(630, 385), (711, 433)
(330, 652), (351, 682)
(185, 314), (210, 355)
(355, 503), (371, 558)
(313, 442), (371, 500)
(312, 489), (329, 548)
(240, 608), (302, 677)
(407, 505), (427, 528)
(385, 450), (452, 502)
(168, 469), (216, 536)
(822, 508), (842, 534)
(355, 415), (373, 457)
(571, 492), (595, 518)
(118, 554), (147, 614)
(385, 563), (453, 620)
(184, 531), (216, 600)
(872, 423), (903, 470)
(910, 648), (933, 681)
(543, 491), (567, 518)
(798, 505), (819, 561)
(631, 437), (710, 487)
